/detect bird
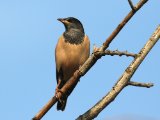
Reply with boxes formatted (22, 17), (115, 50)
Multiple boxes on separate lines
(55, 17), (90, 111)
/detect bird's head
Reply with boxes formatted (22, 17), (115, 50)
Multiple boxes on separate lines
(57, 17), (84, 33)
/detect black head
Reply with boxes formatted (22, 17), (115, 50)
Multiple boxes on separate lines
(57, 17), (85, 44)
(57, 17), (84, 33)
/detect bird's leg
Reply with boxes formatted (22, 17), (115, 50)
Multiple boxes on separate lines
(55, 90), (67, 104)
(55, 80), (67, 102)
(55, 80), (62, 98)
(55, 80), (61, 93)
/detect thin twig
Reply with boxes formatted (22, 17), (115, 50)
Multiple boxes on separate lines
(128, 0), (136, 11)
(128, 81), (154, 88)
(100, 0), (148, 51)
(95, 49), (137, 58)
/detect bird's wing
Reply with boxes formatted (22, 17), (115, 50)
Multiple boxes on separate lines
(55, 35), (65, 88)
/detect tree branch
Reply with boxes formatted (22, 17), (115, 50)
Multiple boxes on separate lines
(76, 25), (160, 120)
(101, 0), (148, 51)
(128, 0), (136, 11)
(128, 81), (154, 88)
(32, 0), (149, 120)
(95, 49), (137, 58)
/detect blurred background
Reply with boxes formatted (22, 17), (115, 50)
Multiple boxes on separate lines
(0, 0), (160, 120)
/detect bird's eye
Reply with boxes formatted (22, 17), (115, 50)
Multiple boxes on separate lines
(67, 19), (72, 22)
(67, 20), (71, 22)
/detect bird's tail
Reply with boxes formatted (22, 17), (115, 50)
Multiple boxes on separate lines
(57, 98), (67, 111)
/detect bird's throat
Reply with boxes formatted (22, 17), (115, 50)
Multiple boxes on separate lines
(63, 30), (84, 45)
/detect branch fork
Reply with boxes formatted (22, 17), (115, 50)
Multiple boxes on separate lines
(128, 0), (136, 11)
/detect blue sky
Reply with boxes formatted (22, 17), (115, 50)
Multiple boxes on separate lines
(0, 0), (160, 120)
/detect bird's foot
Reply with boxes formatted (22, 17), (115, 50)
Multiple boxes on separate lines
(55, 88), (67, 102)
(55, 88), (62, 99)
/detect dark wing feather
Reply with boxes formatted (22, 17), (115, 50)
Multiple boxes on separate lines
(56, 67), (64, 89)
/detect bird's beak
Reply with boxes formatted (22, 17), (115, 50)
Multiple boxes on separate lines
(57, 18), (63, 22)
(57, 18), (70, 25)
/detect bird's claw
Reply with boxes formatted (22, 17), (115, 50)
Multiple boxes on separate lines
(55, 88), (67, 102)
(55, 88), (61, 99)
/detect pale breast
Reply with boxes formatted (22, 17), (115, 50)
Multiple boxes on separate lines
(55, 35), (90, 81)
